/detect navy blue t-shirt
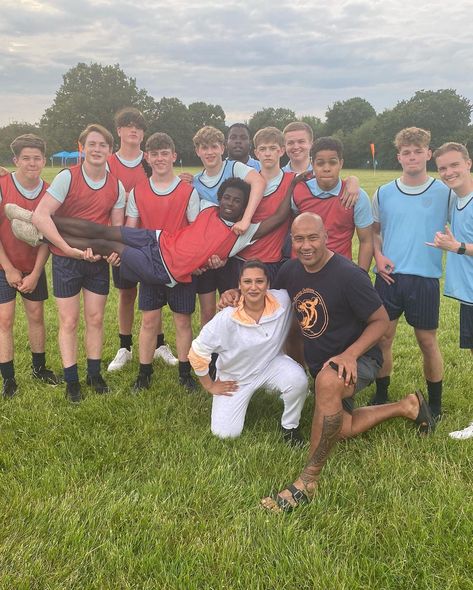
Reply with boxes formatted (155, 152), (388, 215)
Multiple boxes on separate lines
(274, 253), (383, 376)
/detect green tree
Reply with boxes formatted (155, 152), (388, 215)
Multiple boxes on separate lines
(300, 115), (325, 140)
(0, 122), (41, 165)
(188, 102), (226, 135)
(248, 107), (296, 135)
(40, 62), (156, 153)
(325, 97), (376, 136)
(148, 97), (195, 164)
(375, 89), (472, 168)
(341, 117), (378, 168)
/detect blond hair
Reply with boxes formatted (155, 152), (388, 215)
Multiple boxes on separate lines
(78, 124), (114, 149)
(394, 127), (431, 151)
(433, 142), (470, 161)
(193, 126), (225, 149)
(254, 127), (284, 148)
(282, 121), (314, 141)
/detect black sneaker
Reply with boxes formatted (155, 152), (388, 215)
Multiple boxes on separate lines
(282, 426), (305, 447)
(2, 378), (18, 398)
(65, 381), (82, 403)
(131, 373), (151, 394)
(179, 374), (198, 391)
(86, 373), (109, 394)
(32, 366), (63, 385)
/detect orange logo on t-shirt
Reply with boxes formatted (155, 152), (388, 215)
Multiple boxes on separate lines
(294, 288), (328, 339)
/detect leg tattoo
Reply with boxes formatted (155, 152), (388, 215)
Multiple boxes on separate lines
(300, 410), (343, 487)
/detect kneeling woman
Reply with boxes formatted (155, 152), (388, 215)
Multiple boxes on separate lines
(188, 260), (308, 444)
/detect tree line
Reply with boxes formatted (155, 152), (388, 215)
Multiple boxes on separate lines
(1, 62), (472, 169)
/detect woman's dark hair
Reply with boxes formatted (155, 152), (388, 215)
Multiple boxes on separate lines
(239, 259), (269, 281)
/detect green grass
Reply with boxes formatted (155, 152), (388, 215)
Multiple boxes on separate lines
(1, 168), (472, 589)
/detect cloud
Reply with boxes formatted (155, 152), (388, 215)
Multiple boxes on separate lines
(0, 0), (472, 125)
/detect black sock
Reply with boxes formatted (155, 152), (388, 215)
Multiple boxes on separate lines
(156, 333), (165, 348)
(87, 358), (101, 378)
(64, 364), (79, 384)
(179, 360), (191, 378)
(119, 334), (132, 351)
(427, 380), (442, 416)
(372, 376), (390, 402)
(32, 352), (46, 371)
(139, 363), (153, 377)
(0, 360), (15, 381)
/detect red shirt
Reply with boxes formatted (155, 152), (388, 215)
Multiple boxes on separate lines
(51, 165), (119, 256)
(107, 153), (147, 194)
(159, 207), (238, 283)
(0, 174), (48, 273)
(239, 171), (294, 262)
(292, 180), (356, 259)
(134, 179), (193, 233)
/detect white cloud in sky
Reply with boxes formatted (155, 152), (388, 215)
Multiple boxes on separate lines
(0, 0), (471, 125)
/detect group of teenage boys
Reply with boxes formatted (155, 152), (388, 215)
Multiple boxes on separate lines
(1, 110), (472, 452)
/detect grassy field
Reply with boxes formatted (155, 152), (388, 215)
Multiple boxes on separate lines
(1, 168), (472, 589)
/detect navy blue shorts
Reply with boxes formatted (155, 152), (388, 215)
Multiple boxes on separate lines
(233, 259), (284, 287)
(112, 265), (137, 290)
(139, 278), (196, 313)
(0, 269), (48, 303)
(119, 227), (171, 286)
(375, 273), (439, 330)
(52, 255), (109, 298)
(196, 261), (240, 295)
(460, 303), (473, 349)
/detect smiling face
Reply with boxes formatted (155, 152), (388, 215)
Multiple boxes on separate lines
(312, 149), (343, 191)
(13, 147), (46, 186)
(227, 126), (251, 162)
(145, 147), (177, 177)
(195, 142), (225, 172)
(436, 150), (473, 197)
(83, 131), (112, 167)
(291, 214), (329, 272)
(218, 186), (247, 223)
(239, 266), (269, 307)
(284, 129), (312, 168)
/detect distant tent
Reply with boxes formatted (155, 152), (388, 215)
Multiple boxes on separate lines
(50, 151), (85, 166)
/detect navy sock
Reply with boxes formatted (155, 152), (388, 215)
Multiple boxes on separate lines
(87, 358), (101, 378)
(373, 376), (390, 401)
(139, 363), (153, 376)
(0, 360), (15, 381)
(179, 361), (191, 377)
(32, 352), (46, 371)
(427, 380), (442, 416)
(156, 333), (165, 348)
(64, 364), (79, 384)
(119, 334), (132, 351)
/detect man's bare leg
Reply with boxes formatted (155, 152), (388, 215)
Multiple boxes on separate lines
(51, 216), (123, 241)
(262, 366), (424, 511)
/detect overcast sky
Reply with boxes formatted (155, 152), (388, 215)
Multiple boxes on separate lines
(1, 0), (472, 127)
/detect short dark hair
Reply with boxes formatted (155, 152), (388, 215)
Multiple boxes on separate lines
(145, 132), (175, 152)
(239, 259), (269, 281)
(227, 123), (251, 139)
(10, 134), (46, 157)
(78, 124), (114, 149)
(114, 107), (147, 131)
(311, 136), (344, 160)
(217, 177), (251, 208)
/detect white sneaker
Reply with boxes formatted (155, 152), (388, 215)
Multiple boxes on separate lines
(107, 347), (132, 371)
(449, 421), (473, 440)
(153, 344), (178, 366)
